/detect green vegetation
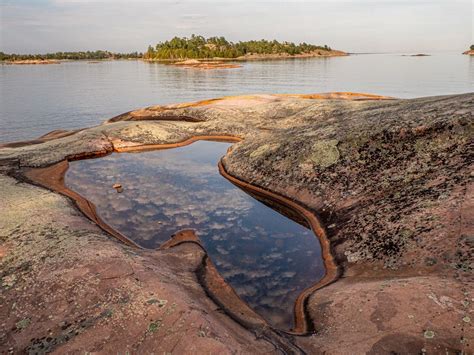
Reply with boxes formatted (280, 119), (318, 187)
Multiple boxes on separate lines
(470, 45), (474, 50)
(145, 35), (332, 60)
(0, 50), (142, 62)
(1, 36), (335, 62)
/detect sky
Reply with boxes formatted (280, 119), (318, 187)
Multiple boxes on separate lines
(0, 0), (472, 54)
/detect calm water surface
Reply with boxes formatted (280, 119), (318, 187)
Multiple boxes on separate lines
(66, 141), (324, 329)
(1, 53), (473, 142)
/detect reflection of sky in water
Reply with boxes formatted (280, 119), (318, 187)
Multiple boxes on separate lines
(66, 141), (324, 329)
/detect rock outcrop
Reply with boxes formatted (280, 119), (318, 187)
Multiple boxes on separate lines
(0, 92), (472, 354)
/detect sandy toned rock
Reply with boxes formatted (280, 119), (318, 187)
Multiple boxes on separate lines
(172, 59), (242, 70)
(4, 59), (60, 65)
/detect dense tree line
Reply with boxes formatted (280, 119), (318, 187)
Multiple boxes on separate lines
(0, 50), (142, 61)
(471, 45), (474, 50)
(0, 36), (334, 62)
(145, 35), (332, 60)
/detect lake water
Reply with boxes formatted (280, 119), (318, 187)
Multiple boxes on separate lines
(1, 53), (473, 143)
(65, 141), (324, 329)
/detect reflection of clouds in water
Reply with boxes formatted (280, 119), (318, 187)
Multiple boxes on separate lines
(136, 206), (156, 217)
(220, 267), (244, 279)
(238, 284), (258, 298)
(234, 254), (257, 266)
(209, 222), (228, 230)
(214, 258), (233, 269)
(265, 288), (289, 298)
(241, 269), (273, 279)
(215, 246), (229, 255)
(67, 148), (254, 246)
(241, 235), (254, 240)
(110, 198), (133, 212)
(66, 142), (324, 329)
(174, 215), (193, 227)
(130, 153), (217, 177)
(263, 252), (283, 261)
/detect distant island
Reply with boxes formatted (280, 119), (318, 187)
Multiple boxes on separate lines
(1, 36), (346, 66)
(402, 53), (430, 57)
(144, 35), (347, 61)
(0, 50), (142, 64)
(463, 45), (474, 55)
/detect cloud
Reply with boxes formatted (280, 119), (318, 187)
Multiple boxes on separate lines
(180, 13), (206, 19)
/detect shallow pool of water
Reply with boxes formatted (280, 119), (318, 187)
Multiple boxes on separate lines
(65, 140), (324, 329)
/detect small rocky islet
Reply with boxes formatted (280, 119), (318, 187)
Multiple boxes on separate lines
(463, 45), (474, 55)
(0, 92), (472, 353)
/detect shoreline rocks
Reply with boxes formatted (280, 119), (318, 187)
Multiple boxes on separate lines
(172, 59), (242, 69)
(234, 49), (348, 60)
(4, 59), (61, 65)
(145, 49), (349, 67)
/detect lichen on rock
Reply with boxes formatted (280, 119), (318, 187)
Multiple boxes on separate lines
(308, 139), (340, 168)
(249, 142), (280, 159)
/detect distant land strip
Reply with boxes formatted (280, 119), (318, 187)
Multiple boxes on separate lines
(1, 35), (347, 64)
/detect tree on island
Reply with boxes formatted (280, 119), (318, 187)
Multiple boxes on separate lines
(144, 35), (332, 60)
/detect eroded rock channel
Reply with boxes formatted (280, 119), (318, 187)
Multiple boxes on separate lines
(65, 140), (325, 330)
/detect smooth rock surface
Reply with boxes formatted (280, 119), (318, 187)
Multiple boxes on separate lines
(1, 92), (472, 353)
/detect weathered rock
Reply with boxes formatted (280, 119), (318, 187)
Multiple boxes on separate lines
(0, 92), (472, 353)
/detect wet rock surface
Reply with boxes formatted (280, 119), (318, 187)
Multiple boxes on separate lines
(0, 92), (472, 353)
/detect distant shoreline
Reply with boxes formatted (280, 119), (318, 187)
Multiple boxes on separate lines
(146, 49), (348, 64)
(4, 48), (472, 66)
(234, 49), (348, 60)
(401, 53), (431, 57)
(1, 50), (348, 67)
(1, 58), (141, 65)
(3, 59), (61, 65)
(146, 50), (347, 69)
